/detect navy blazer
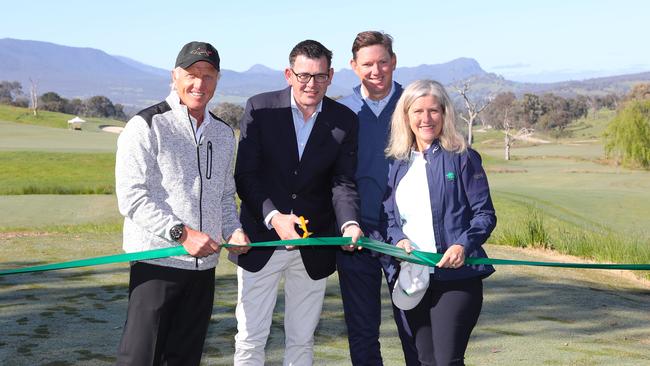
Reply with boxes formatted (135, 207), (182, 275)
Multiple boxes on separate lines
(383, 141), (496, 281)
(233, 87), (360, 280)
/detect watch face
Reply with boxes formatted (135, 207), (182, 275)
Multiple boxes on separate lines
(170, 225), (183, 241)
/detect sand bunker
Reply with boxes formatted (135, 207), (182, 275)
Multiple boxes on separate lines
(101, 126), (124, 134)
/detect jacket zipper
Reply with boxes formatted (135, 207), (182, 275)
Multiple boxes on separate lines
(187, 110), (203, 269)
(425, 145), (442, 254)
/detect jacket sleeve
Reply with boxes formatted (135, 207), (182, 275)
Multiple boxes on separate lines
(221, 132), (243, 240)
(454, 149), (497, 252)
(115, 117), (181, 241)
(331, 113), (361, 230)
(382, 161), (408, 245)
(234, 98), (278, 221)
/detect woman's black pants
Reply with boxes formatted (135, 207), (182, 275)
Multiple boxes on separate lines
(404, 276), (483, 366)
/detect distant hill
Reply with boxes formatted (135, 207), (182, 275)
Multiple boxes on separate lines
(0, 38), (170, 107)
(113, 55), (170, 78)
(2, 38), (649, 110)
(451, 70), (650, 103)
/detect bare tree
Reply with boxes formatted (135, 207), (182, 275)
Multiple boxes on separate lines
(503, 108), (512, 160)
(505, 126), (535, 161)
(456, 81), (491, 146)
(29, 77), (38, 116)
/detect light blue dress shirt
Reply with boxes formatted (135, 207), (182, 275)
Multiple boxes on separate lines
(290, 88), (323, 160)
(361, 81), (396, 117)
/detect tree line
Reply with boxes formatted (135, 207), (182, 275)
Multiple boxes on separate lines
(479, 91), (620, 136)
(5, 78), (647, 169)
(0, 80), (127, 120)
(1, 79), (248, 125)
(457, 81), (649, 168)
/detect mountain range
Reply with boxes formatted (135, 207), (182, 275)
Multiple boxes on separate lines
(2, 38), (649, 110)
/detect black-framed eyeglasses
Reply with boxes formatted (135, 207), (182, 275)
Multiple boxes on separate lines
(290, 69), (330, 84)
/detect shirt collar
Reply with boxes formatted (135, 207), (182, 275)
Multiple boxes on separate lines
(290, 87), (323, 119)
(361, 81), (396, 105)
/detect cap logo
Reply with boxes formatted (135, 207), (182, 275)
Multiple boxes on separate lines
(191, 47), (213, 56)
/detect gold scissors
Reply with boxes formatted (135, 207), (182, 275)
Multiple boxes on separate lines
(298, 216), (313, 238)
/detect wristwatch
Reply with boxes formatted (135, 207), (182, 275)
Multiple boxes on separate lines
(169, 224), (185, 242)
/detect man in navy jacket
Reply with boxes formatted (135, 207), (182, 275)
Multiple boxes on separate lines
(336, 31), (419, 366)
(232, 40), (363, 365)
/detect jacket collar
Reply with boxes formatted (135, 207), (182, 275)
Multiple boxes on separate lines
(423, 139), (441, 156)
(166, 90), (213, 124)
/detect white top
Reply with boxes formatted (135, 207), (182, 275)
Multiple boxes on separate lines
(395, 150), (437, 273)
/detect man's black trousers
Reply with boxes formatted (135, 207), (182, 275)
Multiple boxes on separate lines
(116, 262), (215, 366)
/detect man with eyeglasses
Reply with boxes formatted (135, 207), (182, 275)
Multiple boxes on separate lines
(231, 39), (363, 365)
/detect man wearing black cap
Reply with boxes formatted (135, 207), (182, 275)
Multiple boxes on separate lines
(114, 41), (250, 365)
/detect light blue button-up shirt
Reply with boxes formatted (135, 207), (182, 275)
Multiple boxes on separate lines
(290, 88), (323, 160)
(264, 89), (358, 233)
(361, 81), (396, 117)
(263, 88), (322, 228)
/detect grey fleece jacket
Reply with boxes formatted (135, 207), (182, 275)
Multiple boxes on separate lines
(115, 91), (241, 270)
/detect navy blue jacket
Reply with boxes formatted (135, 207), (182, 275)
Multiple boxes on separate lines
(383, 141), (496, 281)
(233, 87), (360, 280)
(339, 83), (403, 239)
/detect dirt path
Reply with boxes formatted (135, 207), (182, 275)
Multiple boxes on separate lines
(0, 240), (648, 365)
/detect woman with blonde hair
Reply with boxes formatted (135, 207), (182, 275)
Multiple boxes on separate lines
(383, 79), (496, 365)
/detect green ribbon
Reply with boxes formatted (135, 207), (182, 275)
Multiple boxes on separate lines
(1, 237), (649, 276)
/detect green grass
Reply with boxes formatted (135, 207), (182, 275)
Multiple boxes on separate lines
(475, 108), (614, 159)
(472, 111), (650, 278)
(0, 195), (122, 231)
(484, 151), (650, 279)
(0, 104), (79, 129)
(0, 104), (125, 131)
(565, 109), (617, 140)
(0, 104), (648, 364)
(1, 236), (649, 365)
(0, 151), (116, 195)
(0, 120), (120, 153)
(472, 126), (506, 144)
(483, 156), (650, 236)
(0, 222), (123, 235)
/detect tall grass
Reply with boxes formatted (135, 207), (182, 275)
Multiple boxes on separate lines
(491, 200), (650, 279)
(495, 205), (550, 249)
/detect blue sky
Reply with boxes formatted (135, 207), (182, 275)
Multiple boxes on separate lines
(2, 0), (648, 82)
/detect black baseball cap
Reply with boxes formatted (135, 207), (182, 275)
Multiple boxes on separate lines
(175, 41), (220, 71)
